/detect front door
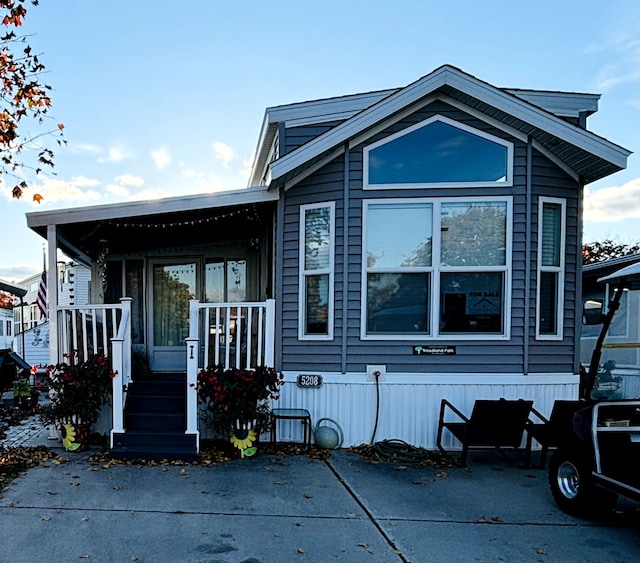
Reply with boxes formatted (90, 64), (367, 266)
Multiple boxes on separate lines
(149, 260), (197, 371)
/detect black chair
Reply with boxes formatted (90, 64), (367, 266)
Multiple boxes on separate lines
(437, 398), (534, 467)
(525, 400), (585, 468)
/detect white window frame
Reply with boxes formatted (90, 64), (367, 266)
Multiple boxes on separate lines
(361, 196), (512, 341)
(363, 115), (514, 190)
(298, 201), (335, 341)
(536, 197), (566, 340)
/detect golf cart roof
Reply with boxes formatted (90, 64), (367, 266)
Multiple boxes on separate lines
(598, 261), (640, 289)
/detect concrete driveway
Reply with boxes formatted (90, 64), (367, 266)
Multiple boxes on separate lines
(1, 445), (638, 563)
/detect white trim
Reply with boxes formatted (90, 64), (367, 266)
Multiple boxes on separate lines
(283, 147), (345, 191)
(298, 201), (335, 341)
(288, 370), (578, 385)
(360, 196), (512, 341)
(536, 197), (566, 340)
(363, 114), (514, 190)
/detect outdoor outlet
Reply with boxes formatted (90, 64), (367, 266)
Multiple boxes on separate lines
(366, 365), (386, 382)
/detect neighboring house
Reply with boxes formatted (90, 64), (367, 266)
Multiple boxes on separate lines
(581, 254), (640, 389)
(12, 262), (91, 371)
(0, 306), (13, 350)
(25, 65), (630, 458)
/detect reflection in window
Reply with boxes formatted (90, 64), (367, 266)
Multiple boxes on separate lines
(367, 273), (430, 334)
(440, 272), (503, 334)
(205, 260), (247, 303)
(441, 202), (507, 266)
(366, 117), (510, 186)
(300, 202), (334, 339)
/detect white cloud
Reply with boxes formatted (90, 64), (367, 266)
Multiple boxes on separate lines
(115, 174), (144, 187)
(98, 146), (131, 164)
(212, 141), (236, 167)
(151, 148), (171, 170)
(585, 26), (640, 92)
(69, 142), (102, 155)
(128, 189), (165, 201)
(26, 176), (103, 203)
(584, 178), (640, 222)
(105, 184), (130, 197)
(240, 151), (256, 181)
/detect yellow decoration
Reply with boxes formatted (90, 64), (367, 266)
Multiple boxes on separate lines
(230, 428), (257, 451)
(61, 424), (80, 451)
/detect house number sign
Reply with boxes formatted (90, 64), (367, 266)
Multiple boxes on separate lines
(297, 374), (323, 388)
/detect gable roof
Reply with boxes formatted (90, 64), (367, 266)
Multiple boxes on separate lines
(264, 65), (630, 189)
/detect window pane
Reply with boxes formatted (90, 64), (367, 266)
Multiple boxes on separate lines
(367, 273), (429, 334)
(227, 260), (247, 302)
(205, 261), (225, 302)
(441, 202), (507, 266)
(367, 203), (432, 268)
(541, 203), (561, 267)
(440, 272), (503, 334)
(305, 274), (329, 334)
(539, 271), (558, 335)
(305, 207), (331, 270)
(369, 120), (508, 185)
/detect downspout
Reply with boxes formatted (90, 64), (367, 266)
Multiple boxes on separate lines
(575, 178), (585, 379)
(523, 138), (533, 375)
(274, 187), (285, 370)
(47, 224), (58, 365)
(341, 144), (350, 374)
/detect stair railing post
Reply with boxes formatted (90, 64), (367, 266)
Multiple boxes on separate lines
(264, 299), (276, 367)
(185, 300), (200, 451)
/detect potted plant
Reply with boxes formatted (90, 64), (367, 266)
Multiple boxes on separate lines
(12, 379), (32, 411)
(39, 353), (114, 451)
(197, 365), (284, 457)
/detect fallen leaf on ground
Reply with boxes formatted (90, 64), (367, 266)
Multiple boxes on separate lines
(357, 542), (369, 548)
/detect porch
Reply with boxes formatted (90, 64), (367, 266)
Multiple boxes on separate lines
(51, 298), (276, 459)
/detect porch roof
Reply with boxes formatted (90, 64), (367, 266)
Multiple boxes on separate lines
(26, 187), (279, 263)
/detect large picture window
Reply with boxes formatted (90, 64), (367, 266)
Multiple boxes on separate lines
(299, 202), (335, 340)
(536, 198), (565, 339)
(364, 115), (513, 189)
(362, 198), (511, 339)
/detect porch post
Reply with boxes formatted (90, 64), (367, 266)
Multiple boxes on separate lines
(264, 299), (275, 367)
(46, 224), (58, 365)
(185, 299), (200, 451)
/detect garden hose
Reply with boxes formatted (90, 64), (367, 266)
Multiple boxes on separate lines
(371, 439), (436, 464)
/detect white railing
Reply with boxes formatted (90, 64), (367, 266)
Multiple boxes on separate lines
(185, 299), (276, 446)
(55, 298), (132, 445)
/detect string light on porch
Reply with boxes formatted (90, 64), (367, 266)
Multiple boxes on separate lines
(107, 205), (263, 229)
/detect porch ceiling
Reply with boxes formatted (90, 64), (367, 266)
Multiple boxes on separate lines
(30, 202), (275, 262)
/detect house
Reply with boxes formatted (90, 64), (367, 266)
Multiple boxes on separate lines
(0, 306), (13, 350)
(25, 65), (630, 458)
(581, 253), (640, 396)
(12, 262), (91, 373)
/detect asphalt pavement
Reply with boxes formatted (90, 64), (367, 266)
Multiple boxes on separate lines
(1, 421), (639, 563)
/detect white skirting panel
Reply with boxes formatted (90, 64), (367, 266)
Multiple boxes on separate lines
(272, 371), (580, 450)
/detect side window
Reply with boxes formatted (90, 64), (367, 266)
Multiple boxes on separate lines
(299, 202), (335, 340)
(536, 198), (566, 339)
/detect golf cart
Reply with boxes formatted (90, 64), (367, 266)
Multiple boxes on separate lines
(548, 260), (640, 516)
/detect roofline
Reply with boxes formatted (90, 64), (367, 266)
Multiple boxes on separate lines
(269, 65), (630, 182)
(26, 186), (279, 229)
(0, 278), (27, 298)
(583, 253), (640, 274)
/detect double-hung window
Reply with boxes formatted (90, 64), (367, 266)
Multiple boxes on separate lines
(536, 197), (565, 339)
(363, 197), (511, 339)
(299, 202), (335, 340)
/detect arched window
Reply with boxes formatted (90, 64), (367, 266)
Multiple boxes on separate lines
(364, 115), (512, 189)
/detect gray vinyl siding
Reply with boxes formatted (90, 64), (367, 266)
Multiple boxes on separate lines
(283, 121), (345, 155)
(279, 100), (580, 376)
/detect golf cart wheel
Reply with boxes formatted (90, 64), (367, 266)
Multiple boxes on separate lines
(548, 448), (617, 517)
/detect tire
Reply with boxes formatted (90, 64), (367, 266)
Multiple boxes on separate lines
(548, 447), (617, 517)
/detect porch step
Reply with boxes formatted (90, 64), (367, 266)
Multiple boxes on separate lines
(110, 371), (197, 462)
(110, 431), (198, 462)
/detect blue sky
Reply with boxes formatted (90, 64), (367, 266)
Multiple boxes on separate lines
(1, 0), (638, 281)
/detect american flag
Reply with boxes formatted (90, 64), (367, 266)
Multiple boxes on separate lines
(36, 270), (47, 319)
